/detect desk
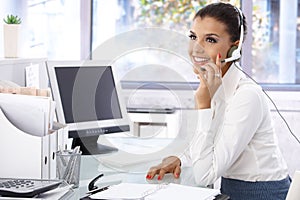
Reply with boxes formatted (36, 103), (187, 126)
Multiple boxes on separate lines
(76, 156), (194, 198)
(76, 156), (231, 200)
(76, 136), (196, 198)
(69, 136), (229, 200)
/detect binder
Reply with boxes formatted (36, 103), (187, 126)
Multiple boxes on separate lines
(49, 123), (69, 179)
(53, 122), (69, 151)
(0, 108), (67, 179)
(49, 131), (57, 179)
(0, 108), (48, 179)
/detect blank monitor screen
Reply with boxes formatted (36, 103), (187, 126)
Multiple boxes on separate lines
(47, 61), (130, 155)
(55, 66), (122, 123)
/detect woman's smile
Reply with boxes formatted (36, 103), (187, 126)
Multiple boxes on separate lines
(192, 56), (210, 66)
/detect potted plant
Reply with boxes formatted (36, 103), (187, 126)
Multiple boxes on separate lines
(3, 14), (22, 58)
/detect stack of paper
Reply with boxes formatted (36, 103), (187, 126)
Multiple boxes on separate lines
(0, 93), (56, 136)
(90, 182), (220, 200)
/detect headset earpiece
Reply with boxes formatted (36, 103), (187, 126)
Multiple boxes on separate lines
(227, 46), (238, 57)
(222, 45), (241, 63)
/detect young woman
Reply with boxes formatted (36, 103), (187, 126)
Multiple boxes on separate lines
(146, 3), (290, 200)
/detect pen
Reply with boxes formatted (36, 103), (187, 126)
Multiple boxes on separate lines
(86, 185), (110, 195)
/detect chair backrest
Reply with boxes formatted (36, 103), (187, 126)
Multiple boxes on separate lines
(286, 171), (300, 200)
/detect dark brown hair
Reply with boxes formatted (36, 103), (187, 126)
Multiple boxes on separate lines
(194, 3), (247, 43)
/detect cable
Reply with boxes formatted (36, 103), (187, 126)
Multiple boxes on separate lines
(233, 62), (300, 145)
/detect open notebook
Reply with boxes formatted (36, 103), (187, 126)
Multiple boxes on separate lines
(89, 182), (220, 200)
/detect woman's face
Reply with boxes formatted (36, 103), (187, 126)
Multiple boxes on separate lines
(188, 16), (234, 74)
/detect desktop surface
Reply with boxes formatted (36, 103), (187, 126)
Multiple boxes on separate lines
(74, 136), (229, 200)
(77, 155), (194, 199)
(76, 136), (195, 198)
(78, 156), (228, 200)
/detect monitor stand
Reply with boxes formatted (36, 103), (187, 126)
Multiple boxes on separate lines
(71, 136), (118, 155)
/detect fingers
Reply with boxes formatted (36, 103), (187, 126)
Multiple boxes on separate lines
(193, 53), (222, 77)
(198, 69), (206, 80)
(202, 53), (222, 77)
(193, 53), (223, 108)
(146, 156), (181, 180)
(146, 166), (181, 180)
(146, 165), (166, 180)
(215, 53), (222, 76)
(146, 165), (161, 180)
(193, 66), (208, 83)
(158, 168), (167, 180)
(205, 63), (215, 83)
(173, 165), (181, 179)
(216, 53), (221, 68)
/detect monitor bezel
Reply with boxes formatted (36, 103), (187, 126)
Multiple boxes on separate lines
(46, 60), (129, 132)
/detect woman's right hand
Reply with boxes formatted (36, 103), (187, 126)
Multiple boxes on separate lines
(146, 156), (181, 180)
(194, 54), (222, 109)
(194, 71), (212, 109)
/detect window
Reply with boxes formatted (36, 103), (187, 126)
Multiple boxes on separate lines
(92, 0), (300, 86)
(27, 0), (81, 59)
(0, 0), (81, 59)
(2, 0), (299, 85)
(91, 0), (207, 83)
(250, 0), (299, 84)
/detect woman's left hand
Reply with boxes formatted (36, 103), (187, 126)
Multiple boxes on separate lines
(146, 156), (181, 180)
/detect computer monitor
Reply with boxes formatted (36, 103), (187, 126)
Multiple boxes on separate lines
(46, 60), (130, 155)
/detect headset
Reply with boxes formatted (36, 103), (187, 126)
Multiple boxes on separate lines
(221, 6), (244, 63)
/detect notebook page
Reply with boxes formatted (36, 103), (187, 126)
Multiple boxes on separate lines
(90, 182), (157, 199)
(147, 183), (219, 200)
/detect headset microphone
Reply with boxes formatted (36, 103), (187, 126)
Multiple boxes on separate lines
(221, 6), (244, 63)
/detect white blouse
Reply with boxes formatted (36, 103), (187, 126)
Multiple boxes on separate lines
(183, 63), (289, 186)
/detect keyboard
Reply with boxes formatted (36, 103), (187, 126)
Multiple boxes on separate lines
(0, 178), (63, 197)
